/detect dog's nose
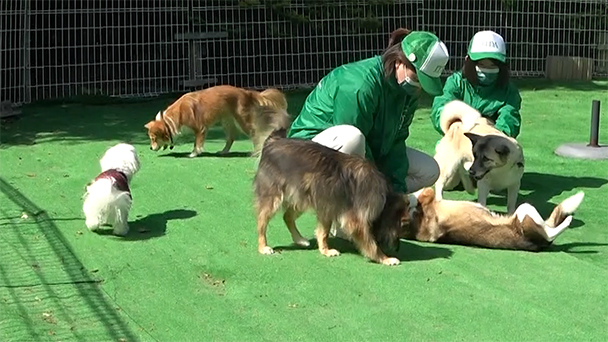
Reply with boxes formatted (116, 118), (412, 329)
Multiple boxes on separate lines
(149, 147), (153, 150)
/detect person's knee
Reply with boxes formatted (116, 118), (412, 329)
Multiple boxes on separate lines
(313, 125), (365, 157)
(335, 125), (365, 156)
(425, 157), (440, 186)
(405, 150), (441, 193)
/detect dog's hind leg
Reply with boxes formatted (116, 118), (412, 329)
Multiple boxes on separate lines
(433, 179), (445, 200)
(506, 181), (521, 214)
(256, 196), (281, 255)
(219, 118), (238, 155)
(515, 202), (571, 242)
(112, 193), (132, 236)
(190, 127), (207, 158)
(283, 207), (310, 247)
(544, 216), (573, 242)
(315, 217), (340, 257)
(433, 162), (457, 200)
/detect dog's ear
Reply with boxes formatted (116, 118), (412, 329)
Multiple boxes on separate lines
(373, 193), (407, 252)
(155, 111), (163, 121)
(464, 132), (482, 146)
(144, 121), (154, 130)
(495, 144), (510, 157)
(416, 187), (435, 206)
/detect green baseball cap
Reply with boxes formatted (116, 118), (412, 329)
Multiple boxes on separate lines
(400, 31), (450, 96)
(467, 30), (507, 63)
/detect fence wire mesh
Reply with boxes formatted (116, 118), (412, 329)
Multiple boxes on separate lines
(421, 0), (608, 77)
(1, 0), (607, 106)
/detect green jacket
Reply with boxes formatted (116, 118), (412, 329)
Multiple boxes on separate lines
(287, 56), (418, 193)
(430, 71), (522, 138)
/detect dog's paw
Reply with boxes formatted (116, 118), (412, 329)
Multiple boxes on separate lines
(113, 226), (129, 236)
(188, 152), (199, 158)
(292, 236), (310, 247)
(259, 246), (274, 255)
(321, 248), (341, 257)
(85, 219), (100, 231)
(382, 257), (400, 266)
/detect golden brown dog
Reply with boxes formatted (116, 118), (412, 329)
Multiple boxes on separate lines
(404, 187), (584, 251)
(144, 85), (290, 158)
(253, 129), (409, 266)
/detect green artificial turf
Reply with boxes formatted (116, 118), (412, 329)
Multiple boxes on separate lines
(1, 79), (607, 342)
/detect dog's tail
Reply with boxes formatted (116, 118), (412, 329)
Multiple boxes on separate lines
(266, 127), (288, 141)
(99, 143), (141, 177)
(82, 179), (131, 230)
(544, 191), (585, 229)
(249, 127), (288, 166)
(250, 106), (292, 159)
(255, 88), (288, 110)
(439, 100), (483, 134)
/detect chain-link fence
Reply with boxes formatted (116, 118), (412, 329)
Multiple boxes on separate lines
(1, 0), (606, 106)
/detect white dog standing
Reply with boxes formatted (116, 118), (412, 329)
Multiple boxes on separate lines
(82, 143), (140, 236)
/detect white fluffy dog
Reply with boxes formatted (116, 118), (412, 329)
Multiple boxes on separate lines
(82, 143), (140, 236)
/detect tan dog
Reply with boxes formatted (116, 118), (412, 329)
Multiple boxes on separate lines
(433, 100), (524, 214)
(144, 85), (291, 158)
(403, 187), (584, 251)
(253, 129), (409, 266)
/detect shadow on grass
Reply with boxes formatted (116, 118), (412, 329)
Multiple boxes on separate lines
(2, 80), (605, 149)
(0, 177), (143, 341)
(486, 171), (608, 222)
(546, 242), (608, 254)
(157, 151), (253, 159)
(0, 100), (255, 149)
(0, 89), (310, 149)
(92, 209), (197, 241)
(274, 237), (453, 263)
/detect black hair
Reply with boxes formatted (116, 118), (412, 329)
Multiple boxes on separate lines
(381, 28), (416, 79)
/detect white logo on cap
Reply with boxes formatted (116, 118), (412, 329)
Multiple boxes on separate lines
(419, 41), (449, 78)
(469, 31), (506, 54)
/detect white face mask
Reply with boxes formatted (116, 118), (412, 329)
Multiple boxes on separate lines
(400, 76), (420, 95)
(398, 64), (420, 94)
(402, 76), (420, 87)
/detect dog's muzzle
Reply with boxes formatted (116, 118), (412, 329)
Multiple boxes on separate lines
(469, 169), (488, 180)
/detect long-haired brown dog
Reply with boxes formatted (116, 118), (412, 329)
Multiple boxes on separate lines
(404, 187), (585, 251)
(144, 85), (291, 158)
(253, 129), (409, 266)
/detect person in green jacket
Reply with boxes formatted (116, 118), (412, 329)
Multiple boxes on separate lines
(288, 28), (450, 197)
(430, 30), (522, 138)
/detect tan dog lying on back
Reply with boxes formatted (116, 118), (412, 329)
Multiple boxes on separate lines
(404, 187), (584, 252)
(433, 100), (524, 214)
(144, 85), (291, 158)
